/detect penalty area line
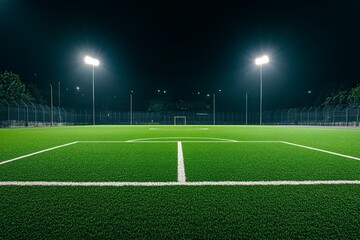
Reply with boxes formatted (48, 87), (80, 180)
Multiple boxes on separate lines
(0, 180), (359, 187)
(0, 142), (78, 166)
(282, 141), (360, 161)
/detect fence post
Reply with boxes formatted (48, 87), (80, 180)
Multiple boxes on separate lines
(63, 108), (67, 123)
(357, 106), (360, 127)
(287, 109), (291, 124)
(4, 100), (10, 126)
(21, 101), (29, 126)
(39, 105), (45, 123)
(13, 101), (20, 122)
(30, 102), (37, 126)
(314, 106), (321, 125)
(307, 107), (313, 125)
(332, 104), (339, 126)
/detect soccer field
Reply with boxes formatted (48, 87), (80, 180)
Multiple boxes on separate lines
(0, 125), (359, 239)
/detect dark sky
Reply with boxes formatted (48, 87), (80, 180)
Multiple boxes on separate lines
(0, 0), (359, 111)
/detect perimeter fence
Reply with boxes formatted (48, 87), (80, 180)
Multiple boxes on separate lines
(0, 100), (359, 127)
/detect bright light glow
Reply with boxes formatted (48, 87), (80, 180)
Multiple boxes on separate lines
(84, 56), (100, 66)
(255, 55), (269, 65)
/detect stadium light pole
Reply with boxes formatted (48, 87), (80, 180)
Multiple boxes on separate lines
(213, 89), (222, 125)
(255, 55), (269, 125)
(50, 84), (53, 126)
(84, 56), (100, 125)
(245, 91), (248, 125)
(130, 91), (133, 125)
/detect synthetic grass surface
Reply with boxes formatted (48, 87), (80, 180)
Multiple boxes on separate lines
(183, 142), (360, 181)
(0, 125), (360, 239)
(1, 185), (359, 239)
(0, 142), (177, 181)
(1, 125), (360, 161)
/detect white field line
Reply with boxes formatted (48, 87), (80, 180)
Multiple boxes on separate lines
(0, 180), (359, 187)
(177, 141), (186, 183)
(77, 141), (128, 143)
(149, 128), (208, 131)
(78, 140), (235, 143)
(77, 137), (284, 143)
(0, 142), (78, 166)
(127, 137), (237, 142)
(282, 141), (360, 161)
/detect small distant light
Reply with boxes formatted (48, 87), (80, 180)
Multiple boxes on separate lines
(197, 92), (200, 95)
(164, 90), (166, 93)
(219, 89), (222, 92)
(207, 94), (210, 97)
(76, 86), (80, 91)
(130, 90), (134, 93)
(308, 90), (312, 94)
(157, 90), (160, 93)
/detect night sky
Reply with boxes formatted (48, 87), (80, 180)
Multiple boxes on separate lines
(0, 0), (359, 111)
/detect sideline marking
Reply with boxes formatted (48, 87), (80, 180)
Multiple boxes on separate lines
(177, 141), (186, 183)
(0, 180), (359, 187)
(149, 128), (208, 131)
(282, 141), (360, 161)
(127, 137), (237, 142)
(0, 142), (78, 166)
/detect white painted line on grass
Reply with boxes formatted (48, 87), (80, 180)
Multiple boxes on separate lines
(78, 140), (236, 143)
(77, 141), (128, 143)
(0, 142), (78, 166)
(282, 141), (360, 161)
(149, 128), (208, 131)
(0, 180), (359, 187)
(127, 137), (237, 142)
(177, 141), (186, 183)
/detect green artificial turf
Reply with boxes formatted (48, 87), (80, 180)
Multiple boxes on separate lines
(0, 185), (359, 239)
(0, 142), (177, 182)
(183, 142), (360, 181)
(0, 125), (359, 239)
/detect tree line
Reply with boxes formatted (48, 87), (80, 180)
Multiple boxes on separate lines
(1, 70), (359, 107)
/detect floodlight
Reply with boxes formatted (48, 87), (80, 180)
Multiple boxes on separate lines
(84, 56), (100, 66)
(255, 55), (269, 65)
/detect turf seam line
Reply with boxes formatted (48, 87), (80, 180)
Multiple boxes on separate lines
(177, 141), (186, 183)
(1, 180), (359, 187)
(282, 141), (360, 161)
(0, 142), (78, 166)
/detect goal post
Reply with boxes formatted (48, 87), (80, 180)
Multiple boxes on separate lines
(174, 116), (186, 125)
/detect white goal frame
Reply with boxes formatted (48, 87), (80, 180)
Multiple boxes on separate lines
(174, 116), (186, 125)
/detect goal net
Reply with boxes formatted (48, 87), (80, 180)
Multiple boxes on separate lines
(174, 116), (186, 125)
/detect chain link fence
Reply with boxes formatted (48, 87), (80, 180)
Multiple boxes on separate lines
(262, 104), (360, 126)
(0, 100), (359, 127)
